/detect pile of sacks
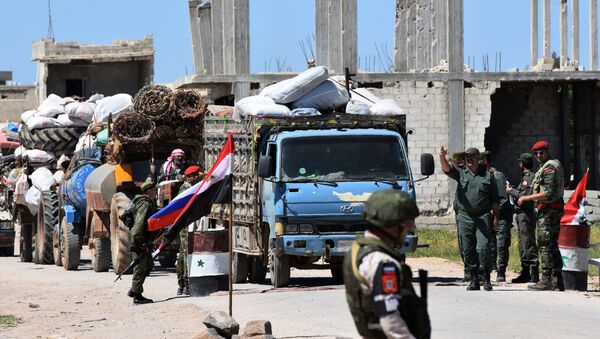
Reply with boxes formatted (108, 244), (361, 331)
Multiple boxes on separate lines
(233, 66), (403, 121)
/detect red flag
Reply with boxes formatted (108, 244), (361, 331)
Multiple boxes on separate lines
(560, 169), (588, 225)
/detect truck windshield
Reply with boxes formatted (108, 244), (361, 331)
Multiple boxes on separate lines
(281, 135), (408, 182)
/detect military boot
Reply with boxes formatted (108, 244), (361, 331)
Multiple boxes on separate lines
(530, 266), (539, 283)
(483, 270), (493, 291)
(177, 286), (184, 296)
(133, 294), (154, 304)
(462, 268), (472, 283)
(183, 287), (190, 295)
(496, 267), (506, 283)
(527, 275), (552, 291)
(466, 269), (480, 291)
(511, 265), (530, 283)
(552, 273), (565, 291)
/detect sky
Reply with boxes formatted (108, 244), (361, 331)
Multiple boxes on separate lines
(0, 0), (597, 85)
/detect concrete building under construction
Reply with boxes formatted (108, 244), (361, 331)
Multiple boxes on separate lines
(180, 0), (600, 224)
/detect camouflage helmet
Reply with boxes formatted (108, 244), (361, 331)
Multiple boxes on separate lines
(363, 190), (419, 229)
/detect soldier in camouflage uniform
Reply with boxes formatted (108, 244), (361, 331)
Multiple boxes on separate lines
(518, 141), (564, 291)
(440, 146), (499, 291)
(481, 151), (514, 283)
(176, 165), (203, 296)
(127, 179), (158, 304)
(343, 190), (430, 339)
(507, 153), (539, 283)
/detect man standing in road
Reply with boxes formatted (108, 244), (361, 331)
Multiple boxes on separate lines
(481, 151), (514, 283)
(343, 190), (430, 339)
(450, 151), (469, 282)
(507, 153), (539, 283)
(127, 179), (158, 304)
(176, 165), (203, 296)
(518, 141), (564, 291)
(440, 146), (499, 291)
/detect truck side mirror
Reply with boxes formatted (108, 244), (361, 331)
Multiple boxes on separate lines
(420, 153), (434, 176)
(258, 155), (274, 178)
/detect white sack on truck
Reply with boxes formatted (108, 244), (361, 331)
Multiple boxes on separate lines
(351, 88), (381, 106)
(370, 99), (403, 116)
(345, 100), (371, 115)
(25, 149), (55, 164)
(261, 66), (329, 104)
(14, 173), (29, 206)
(20, 110), (37, 123)
(93, 93), (133, 123)
(233, 95), (291, 121)
(66, 102), (96, 122)
(290, 79), (350, 111)
(26, 116), (61, 130)
(30, 167), (57, 192)
(56, 113), (89, 127)
(290, 107), (321, 116)
(25, 186), (40, 215)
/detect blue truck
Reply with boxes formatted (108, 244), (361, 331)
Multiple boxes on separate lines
(203, 114), (433, 287)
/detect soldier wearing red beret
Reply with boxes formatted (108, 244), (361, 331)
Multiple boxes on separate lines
(517, 141), (565, 291)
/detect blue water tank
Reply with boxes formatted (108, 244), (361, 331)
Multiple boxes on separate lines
(61, 163), (99, 212)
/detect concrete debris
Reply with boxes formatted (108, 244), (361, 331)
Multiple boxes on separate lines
(28, 302), (40, 308)
(419, 59), (472, 73)
(242, 320), (272, 336)
(194, 328), (225, 339)
(202, 311), (240, 339)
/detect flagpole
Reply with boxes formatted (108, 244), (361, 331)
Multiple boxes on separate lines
(228, 133), (234, 317)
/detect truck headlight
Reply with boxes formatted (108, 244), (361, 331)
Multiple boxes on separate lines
(299, 224), (313, 234)
(285, 224), (299, 234)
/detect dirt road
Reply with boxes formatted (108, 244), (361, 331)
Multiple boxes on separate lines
(1, 256), (599, 338)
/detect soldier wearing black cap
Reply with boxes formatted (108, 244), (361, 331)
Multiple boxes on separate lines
(440, 146), (499, 291)
(343, 190), (430, 339)
(507, 153), (539, 283)
(518, 141), (564, 291)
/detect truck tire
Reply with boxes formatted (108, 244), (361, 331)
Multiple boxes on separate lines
(36, 191), (58, 265)
(158, 252), (177, 268)
(61, 217), (81, 270)
(91, 238), (111, 272)
(232, 252), (249, 283)
(18, 213), (33, 263)
(53, 225), (62, 266)
(269, 238), (290, 288)
(19, 125), (84, 153)
(110, 193), (132, 275)
(248, 256), (267, 284)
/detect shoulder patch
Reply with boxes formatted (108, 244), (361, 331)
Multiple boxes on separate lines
(381, 265), (398, 294)
(543, 167), (555, 175)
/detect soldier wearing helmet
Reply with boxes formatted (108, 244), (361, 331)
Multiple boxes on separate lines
(343, 190), (431, 339)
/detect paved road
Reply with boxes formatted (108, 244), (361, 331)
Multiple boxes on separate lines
(0, 256), (599, 338)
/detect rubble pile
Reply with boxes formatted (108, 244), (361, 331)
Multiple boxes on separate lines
(199, 311), (275, 339)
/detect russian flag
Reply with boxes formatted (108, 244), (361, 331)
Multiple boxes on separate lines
(148, 134), (234, 241)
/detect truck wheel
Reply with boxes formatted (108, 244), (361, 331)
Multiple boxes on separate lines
(18, 214), (33, 263)
(232, 252), (249, 283)
(330, 267), (344, 284)
(110, 193), (132, 275)
(52, 225), (62, 266)
(91, 238), (111, 272)
(248, 256), (267, 284)
(158, 252), (177, 268)
(19, 125), (85, 153)
(61, 217), (80, 270)
(269, 238), (290, 288)
(36, 191), (58, 265)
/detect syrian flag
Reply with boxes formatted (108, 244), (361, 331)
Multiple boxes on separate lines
(148, 133), (234, 248)
(561, 169), (588, 225)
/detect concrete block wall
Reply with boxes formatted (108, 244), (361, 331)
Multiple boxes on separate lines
(0, 86), (37, 121)
(464, 81), (500, 150)
(493, 84), (562, 185)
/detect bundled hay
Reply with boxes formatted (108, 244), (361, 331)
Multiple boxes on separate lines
(133, 85), (173, 121)
(169, 89), (207, 121)
(113, 110), (155, 144)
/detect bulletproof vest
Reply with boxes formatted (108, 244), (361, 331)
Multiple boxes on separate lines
(532, 159), (564, 203)
(120, 195), (155, 229)
(343, 235), (431, 339)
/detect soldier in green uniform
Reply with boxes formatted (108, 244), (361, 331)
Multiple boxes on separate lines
(440, 146), (499, 291)
(176, 165), (203, 296)
(343, 190), (430, 339)
(450, 152), (469, 281)
(481, 151), (514, 282)
(507, 153), (539, 283)
(518, 141), (564, 291)
(127, 179), (158, 304)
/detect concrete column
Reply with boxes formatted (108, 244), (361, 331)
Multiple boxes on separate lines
(315, 0), (329, 68)
(406, 0), (417, 70)
(543, 0), (551, 59)
(592, 0), (598, 70)
(315, 0), (357, 74)
(431, 0), (447, 66)
(394, 0), (408, 71)
(560, 0), (568, 67)
(342, 0), (357, 73)
(233, 0), (250, 74)
(222, 0), (235, 74)
(416, 0), (431, 70)
(572, 0), (580, 65)
(531, 0), (538, 68)
(211, 0), (224, 74)
(328, 0), (342, 71)
(447, 0), (464, 157)
(198, 2), (213, 75)
(188, 0), (203, 75)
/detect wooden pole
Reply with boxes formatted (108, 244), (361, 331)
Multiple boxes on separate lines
(228, 134), (234, 316)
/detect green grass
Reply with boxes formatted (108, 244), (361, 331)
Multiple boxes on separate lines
(412, 224), (600, 277)
(0, 315), (23, 329)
